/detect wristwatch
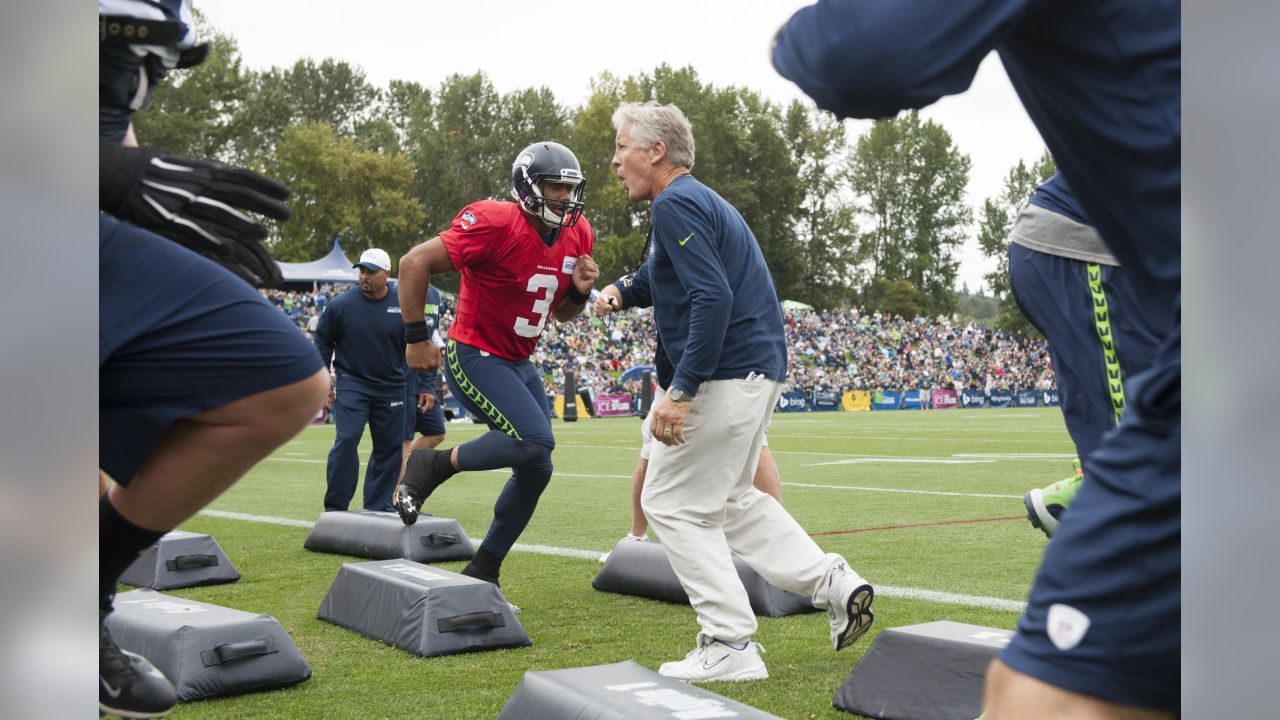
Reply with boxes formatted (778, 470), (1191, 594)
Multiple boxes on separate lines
(667, 387), (693, 403)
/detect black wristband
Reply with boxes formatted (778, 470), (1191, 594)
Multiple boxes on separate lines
(566, 285), (590, 305)
(404, 321), (430, 344)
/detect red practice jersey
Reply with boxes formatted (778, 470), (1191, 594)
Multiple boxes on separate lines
(440, 200), (594, 360)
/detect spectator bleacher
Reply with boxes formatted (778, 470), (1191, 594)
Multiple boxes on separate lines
(270, 286), (1056, 406)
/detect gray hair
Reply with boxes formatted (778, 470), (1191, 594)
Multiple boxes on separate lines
(612, 101), (696, 170)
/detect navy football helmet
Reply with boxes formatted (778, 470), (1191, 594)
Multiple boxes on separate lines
(511, 141), (586, 228)
(99, 0), (209, 142)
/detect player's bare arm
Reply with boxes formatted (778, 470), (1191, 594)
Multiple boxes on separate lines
(399, 237), (455, 371)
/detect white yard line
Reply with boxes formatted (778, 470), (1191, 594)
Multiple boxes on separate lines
(198, 509), (317, 528)
(802, 457), (994, 466)
(195, 509), (1025, 611)
(261, 459), (1019, 497)
(877, 586), (1026, 612)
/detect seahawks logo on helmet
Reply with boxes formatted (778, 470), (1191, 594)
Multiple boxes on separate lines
(511, 141), (586, 228)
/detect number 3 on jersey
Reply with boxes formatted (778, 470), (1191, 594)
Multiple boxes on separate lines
(513, 273), (560, 338)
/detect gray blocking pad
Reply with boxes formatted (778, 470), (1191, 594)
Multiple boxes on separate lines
(498, 660), (785, 720)
(119, 531), (240, 590)
(592, 539), (818, 617)
(316, 559), (531, 657)
(303, 510), (475, 563)
(106, 589), (311, 701)
(833, 620), (1014, 720)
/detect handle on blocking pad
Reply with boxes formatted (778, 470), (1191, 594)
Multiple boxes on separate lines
(200, 638), (278, 666)
(419, 532), (461, 546)
(436, 611), (506, 633)
(166, 554), (219, 571)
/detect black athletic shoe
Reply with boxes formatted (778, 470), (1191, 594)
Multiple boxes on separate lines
(391, 483), (422, 526)
(393, 448), (447, 526)
(100, 610), (177, 718)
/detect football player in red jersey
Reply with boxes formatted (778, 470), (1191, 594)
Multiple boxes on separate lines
(394, 141), (598, 588)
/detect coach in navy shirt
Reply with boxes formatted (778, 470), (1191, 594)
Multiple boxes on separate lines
(314, 248), (410, 512)
(609, 101), (875, 683)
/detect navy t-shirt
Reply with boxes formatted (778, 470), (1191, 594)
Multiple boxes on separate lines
(1029, 172), (1090, 227)
(314, 282), (408, 397)
(634, 175), (787, 396)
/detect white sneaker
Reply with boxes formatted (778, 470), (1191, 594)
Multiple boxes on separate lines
(825, 561), (875, 651)
(658, 636), (768, 682)
(598, 534), (648, 563)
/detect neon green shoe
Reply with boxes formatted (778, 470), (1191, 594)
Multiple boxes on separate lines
(1023, 468), (1084, 538)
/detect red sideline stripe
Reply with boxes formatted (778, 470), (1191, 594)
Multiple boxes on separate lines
(811, 515), (1026, 537)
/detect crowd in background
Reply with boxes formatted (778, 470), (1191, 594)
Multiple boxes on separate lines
(265, 285), (1056, 401)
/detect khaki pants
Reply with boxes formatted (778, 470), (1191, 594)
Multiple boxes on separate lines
(642, 379), (839, 643)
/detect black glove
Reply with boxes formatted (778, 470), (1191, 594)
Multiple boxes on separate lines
(100, 138), (290, 286)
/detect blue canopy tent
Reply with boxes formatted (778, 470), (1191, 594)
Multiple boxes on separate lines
(275, 238), (360, 290)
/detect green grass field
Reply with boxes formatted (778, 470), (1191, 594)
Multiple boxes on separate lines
(149, 407), (1073, 719)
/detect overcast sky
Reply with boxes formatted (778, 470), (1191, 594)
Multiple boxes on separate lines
(202, 0), (1048, 293)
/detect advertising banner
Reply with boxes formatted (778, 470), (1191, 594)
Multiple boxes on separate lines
(594, 392), (634, 417)
(901, 390), (924, 410)
(932, 388), (958, 409)
(1041, 388), (1060, 407)
(988, 390), (1014, 408)
(777, 391), (810, 412)
(871, 390), (901, 411)
(1015, 389), (1039, 407)
(960, 389), (987, 408)
(812, 391), (840, 411)
(842, 390), (872, 412)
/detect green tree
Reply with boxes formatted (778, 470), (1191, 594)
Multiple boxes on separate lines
(977, 150), (1055, 334)
(954, 285), (999, 325)
(866, 278), (923, 319)
(496, 87), (571, 157)
(235, 58), (380, 163)
(268, 122), (425, 264)
(569, 73), (647, 286)
(784, 103), (861, 308)
(131, 27), (251, 161)
(848, 111), (972, 316)
(413, 73), (507, 233)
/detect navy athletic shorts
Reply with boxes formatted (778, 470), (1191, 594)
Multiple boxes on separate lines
(99, 214), (324, 485)
(1001, 321), (1181, 711)
(404, 376), (447, 440)
(1009, 242), (1170, 460)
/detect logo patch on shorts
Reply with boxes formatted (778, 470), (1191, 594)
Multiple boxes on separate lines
(460, 211), (477, 229)
(1047, 603), (1091, 651)
(561, 256), (577, 274)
